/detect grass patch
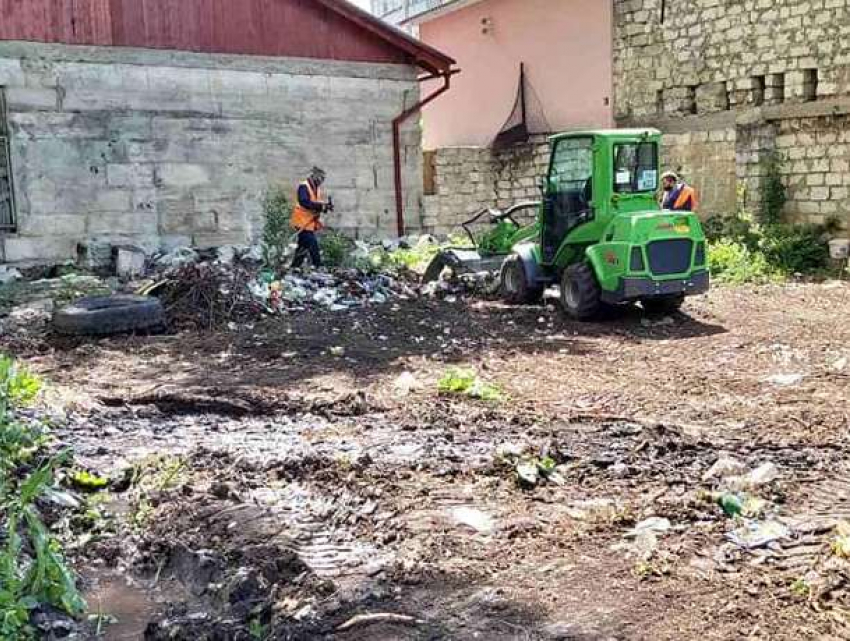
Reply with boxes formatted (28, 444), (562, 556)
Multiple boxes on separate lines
(437, 367), (505, 402)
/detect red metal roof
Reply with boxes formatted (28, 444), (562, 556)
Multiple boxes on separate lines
(0, 0), (455, 74)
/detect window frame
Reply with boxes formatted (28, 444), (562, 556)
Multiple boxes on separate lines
(612, 141), (659, 195)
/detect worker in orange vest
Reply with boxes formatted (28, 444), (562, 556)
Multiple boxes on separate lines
(290, 166), (333, 268)
(660, 171), (699, 212)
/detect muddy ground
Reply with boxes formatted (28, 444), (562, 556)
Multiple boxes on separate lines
(5, 281), (850, 640)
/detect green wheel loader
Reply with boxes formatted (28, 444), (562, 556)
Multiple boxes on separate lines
(499, 128), (709, 319)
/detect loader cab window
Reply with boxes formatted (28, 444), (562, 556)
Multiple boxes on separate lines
(614, 142), (658, 193)
(544, 137), (594, 262)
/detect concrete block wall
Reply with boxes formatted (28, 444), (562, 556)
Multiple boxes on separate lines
(0, 42), (423, 263)
(614, 0), (850, 230)
(422, 136), (549, 236)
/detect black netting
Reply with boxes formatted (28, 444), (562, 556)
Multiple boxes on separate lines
(492, 63), (552, 150)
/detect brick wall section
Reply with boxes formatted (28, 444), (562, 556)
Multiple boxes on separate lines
(0, 42), (423, 263)
(613, 0), (850, 231)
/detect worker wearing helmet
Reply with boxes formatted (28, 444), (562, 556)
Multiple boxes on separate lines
(660, 171), (699, 212)
(290, 167), (333, 268)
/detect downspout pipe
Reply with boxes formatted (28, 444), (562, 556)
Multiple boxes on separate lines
(393, 69), (457, 237)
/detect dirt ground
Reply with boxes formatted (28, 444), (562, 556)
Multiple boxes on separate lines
(5, 281), (850, 640)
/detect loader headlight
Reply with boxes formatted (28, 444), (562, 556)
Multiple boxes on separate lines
(630, 247), (645, 272)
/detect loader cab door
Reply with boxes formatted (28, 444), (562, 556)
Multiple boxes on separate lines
(542, 137), (594, 264)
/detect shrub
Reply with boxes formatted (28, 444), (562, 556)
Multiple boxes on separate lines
(760, 224), (831, 275)
(321, 230), (356, 268)
(708, 238), (778, 284)
(261, 187), (292, 270)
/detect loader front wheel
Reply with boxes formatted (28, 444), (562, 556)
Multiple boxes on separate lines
(501, 255), (542, 305)
(561, 263), (602, 321)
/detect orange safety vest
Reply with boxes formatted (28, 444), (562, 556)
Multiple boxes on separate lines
(671, 184), (699, 212)
(290, 180), (325, 232)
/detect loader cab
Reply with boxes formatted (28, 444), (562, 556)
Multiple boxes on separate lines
(540, 130), (661, 265)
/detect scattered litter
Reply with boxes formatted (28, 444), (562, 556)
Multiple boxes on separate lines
(336, 613), (419, 632)
(392, 372), (420, 397)
(625, 517), (671, 538)
(726, 520), (790, 549)
(763, 373), (804, 386)
(703, 456), (747, 482)
(329, 346), (346, 357)
(833, 357), (848, 372)
(156, 246), (199, 268)
(116, 245), (147, 278)
(451, 506), (495, 534)
(0, 265), (22, 284)
(744, 462), (780, 488)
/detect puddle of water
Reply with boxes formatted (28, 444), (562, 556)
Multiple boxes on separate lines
(84, 570), (165, 640)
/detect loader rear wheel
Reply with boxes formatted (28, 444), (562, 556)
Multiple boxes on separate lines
(500, 255), (542, 305)
(561, 263), (602, 321)
(642, 295), (685, 315)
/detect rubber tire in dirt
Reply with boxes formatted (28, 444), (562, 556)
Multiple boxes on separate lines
(53, 295), (166, 336)
(560, 263), (603, 321)
(423, 253), (449, 283)
(500, 255), (543, 304)
(642, 295), (685, 315)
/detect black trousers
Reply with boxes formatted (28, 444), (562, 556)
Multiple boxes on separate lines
(292, 230), (322, 268)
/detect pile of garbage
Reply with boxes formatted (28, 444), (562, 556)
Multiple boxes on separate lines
(146, 244), (422, 330)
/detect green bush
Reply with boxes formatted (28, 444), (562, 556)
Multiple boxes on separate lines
(321, 230), (355, 268)
(760, 224), (831, 275)
(708, 238), (778, 284)
(261, 187), (292, 270)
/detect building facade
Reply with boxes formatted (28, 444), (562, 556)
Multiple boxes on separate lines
(0, 0), (454, 263)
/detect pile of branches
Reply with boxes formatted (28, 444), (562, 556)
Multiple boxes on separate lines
(158, 263), (266, 331)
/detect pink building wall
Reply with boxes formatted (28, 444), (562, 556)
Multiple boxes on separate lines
(418, 0), (613, 149)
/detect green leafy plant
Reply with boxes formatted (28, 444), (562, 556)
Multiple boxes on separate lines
(69, 469), (110, 492)
(759, 152), (788, 227)
(760, 223), (831, 274)
(261, 186), (292, 271)
(437, 368), (504, 402)
(790, 578), (811, 598)
(708, 238), (779, 284)
(0, 356), (85, 637)
(321, 230), (356, 268)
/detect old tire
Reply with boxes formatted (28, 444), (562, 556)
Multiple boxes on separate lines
(53, 295), (166, 336)
(500, 255), (542, 304)
(423, 253), (449, 283)
(642, 295), (685, 315)
(560, 263), (602, 321)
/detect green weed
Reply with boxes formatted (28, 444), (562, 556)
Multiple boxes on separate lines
(790, 578), (811, 598)
(437, 368), (505, 402)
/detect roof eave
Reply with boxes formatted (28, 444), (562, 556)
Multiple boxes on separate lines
(315, 0), (456, 73)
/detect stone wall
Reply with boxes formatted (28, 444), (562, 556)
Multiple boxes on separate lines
(0, 41), (423, 263)
(613, 0), (850, 230)
(422, 136), (549, 235)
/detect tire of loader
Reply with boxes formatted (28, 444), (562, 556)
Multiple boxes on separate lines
(53, 295), (166, 336)
(500, 255), (543, 304)
(642, 294), (685, 315)
(560, 263), (603, 320)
